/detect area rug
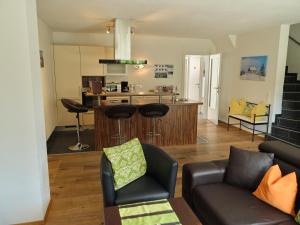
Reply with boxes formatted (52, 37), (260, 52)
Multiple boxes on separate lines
(197, 136), (208, 144)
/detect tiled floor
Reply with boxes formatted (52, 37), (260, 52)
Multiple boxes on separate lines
(47, 128), (95, 154)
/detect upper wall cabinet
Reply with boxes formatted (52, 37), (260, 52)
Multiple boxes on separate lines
(80, 46), (105, 76)
(105, 47), (114, 59)
(54, 45), (81, 99)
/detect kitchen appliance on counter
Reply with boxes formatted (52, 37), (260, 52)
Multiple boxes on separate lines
(121, 81), (129, 92)
(106, 82), (121, 92)
(156, 85), (175, 93)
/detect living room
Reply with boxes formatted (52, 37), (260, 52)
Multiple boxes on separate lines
(1, 0), (300, 225)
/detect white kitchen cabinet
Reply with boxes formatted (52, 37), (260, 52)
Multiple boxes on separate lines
(54, 45), (81, 99)
(54, 45), (116, 127)
(80, 46), (105, 76)
(105, 47), (114, 59)
(56, 98), (82, 126)
(82, 110), (94, 126)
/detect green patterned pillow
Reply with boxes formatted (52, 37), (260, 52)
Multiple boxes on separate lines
(296, 210), (300, 224)
(103, 138), (147, 190)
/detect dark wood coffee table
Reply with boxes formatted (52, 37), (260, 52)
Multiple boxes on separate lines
(104, 197), (202, 225)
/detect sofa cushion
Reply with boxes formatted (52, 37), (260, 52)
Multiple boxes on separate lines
(259, 141), (300, 212)
(192, 183), (292, 225)
(253, 165), (298, 216)
(103, 138), (147, 190)
(229, 98), (246, 115)
(250, 101), (268, 122)
(225, 146), (274, 191)
(115, 176), (169, 205)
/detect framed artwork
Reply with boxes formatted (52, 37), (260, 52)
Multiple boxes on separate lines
(40, 50), (44, 68)
(154, 64), (174, 78)
(240, 56), (267, 81)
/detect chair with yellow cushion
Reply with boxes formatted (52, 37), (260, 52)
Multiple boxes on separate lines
(228, 99), (271, 141)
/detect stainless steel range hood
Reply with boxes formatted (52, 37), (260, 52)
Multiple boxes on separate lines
(99, 19), (147, 65)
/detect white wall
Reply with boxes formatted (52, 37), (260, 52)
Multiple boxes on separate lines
(286, 23), (300, 79)
(53, 32), (113, 47)
(272, 25), (290, 120)
(215, 25), (289, 125)
(0, 0), (50, 224)
(53, 32), (216, 94)
(38, 18), (57, 139)
(129, 35), (215, 94)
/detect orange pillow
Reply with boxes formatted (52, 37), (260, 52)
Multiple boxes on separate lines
(253, 165), (298, 216)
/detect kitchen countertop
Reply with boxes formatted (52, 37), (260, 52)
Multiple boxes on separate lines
(94, 99), (203, 108)
(85, 92), (178, 97)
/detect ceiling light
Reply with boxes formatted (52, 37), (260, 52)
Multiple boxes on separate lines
(106, 26), (111, 34)
(134, 64), (144, 69)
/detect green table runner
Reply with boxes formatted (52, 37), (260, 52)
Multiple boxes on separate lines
(118, 199), (182, 225)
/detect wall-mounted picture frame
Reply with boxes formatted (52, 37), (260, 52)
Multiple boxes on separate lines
(240, 56), (267, 81)
(40, 50), (44, 68)
(154, 64), (174, 78)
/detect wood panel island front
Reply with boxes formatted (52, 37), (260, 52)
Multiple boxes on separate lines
(91, 92), (202, 151)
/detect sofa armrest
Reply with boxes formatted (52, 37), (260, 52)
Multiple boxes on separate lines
(100, 154), (116, 207)
(182, 159), (228, 208)
(142, 144), (178, 197)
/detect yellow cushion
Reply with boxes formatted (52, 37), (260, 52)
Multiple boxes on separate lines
(239, 98), (247, 108)
(229, 98), (246, 115)
(243, 104), (254, 117)
(250, 102), (267, 122)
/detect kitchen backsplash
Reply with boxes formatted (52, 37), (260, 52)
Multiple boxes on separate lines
(82, 76), (105, 88)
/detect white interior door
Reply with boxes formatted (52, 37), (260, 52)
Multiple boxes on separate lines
(186, 55), (201, 101)
(207, 54), (221, 125)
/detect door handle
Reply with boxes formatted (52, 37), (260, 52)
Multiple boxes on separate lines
(214, 87), (221, 94)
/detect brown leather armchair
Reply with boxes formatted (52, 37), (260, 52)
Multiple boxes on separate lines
(101, 143), (178, 207)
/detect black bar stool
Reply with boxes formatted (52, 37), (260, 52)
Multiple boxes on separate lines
(104, 104), (136, 145)
(61, 99), (89, 151)
(139, 103), (169, 144)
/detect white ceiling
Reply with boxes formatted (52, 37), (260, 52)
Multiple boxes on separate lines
(37, 0), (300, 38)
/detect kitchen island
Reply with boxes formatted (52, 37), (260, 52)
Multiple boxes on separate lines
(90, 92), (202, 150)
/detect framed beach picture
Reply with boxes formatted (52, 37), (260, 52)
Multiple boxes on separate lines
(240, 56), (268, 81)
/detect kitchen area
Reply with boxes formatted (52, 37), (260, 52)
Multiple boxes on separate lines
(46, 19), (204, 154)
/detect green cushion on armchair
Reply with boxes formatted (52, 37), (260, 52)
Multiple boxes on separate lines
(103, 138), (147, 190)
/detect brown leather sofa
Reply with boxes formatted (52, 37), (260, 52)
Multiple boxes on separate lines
(182, 141), (299, 225)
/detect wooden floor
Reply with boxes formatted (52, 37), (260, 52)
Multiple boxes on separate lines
(43, 120), (263, 225)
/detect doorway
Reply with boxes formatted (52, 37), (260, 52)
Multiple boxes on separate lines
(184, 54), (221, 124)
